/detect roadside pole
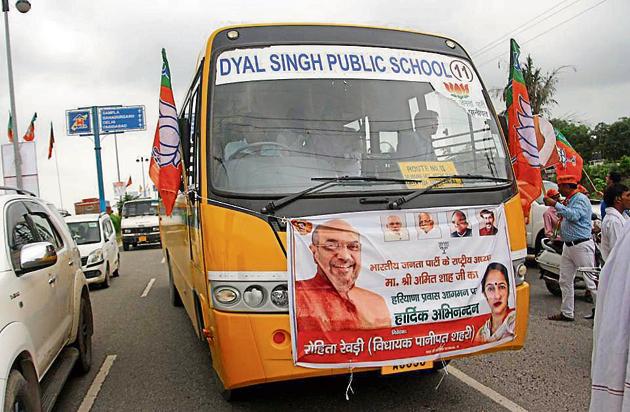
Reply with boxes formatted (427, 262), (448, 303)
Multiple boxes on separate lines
(114, 133), (121, 182)
(91, 106), (106, 212)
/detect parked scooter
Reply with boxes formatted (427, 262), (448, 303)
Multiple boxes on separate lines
(536, 214), (602, 297)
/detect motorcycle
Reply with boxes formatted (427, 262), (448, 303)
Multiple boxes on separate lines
(536, 214), (602, 297)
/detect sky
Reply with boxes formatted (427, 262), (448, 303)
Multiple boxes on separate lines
(0, 0), (627, 210)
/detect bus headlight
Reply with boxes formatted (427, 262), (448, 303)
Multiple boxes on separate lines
(214, 287), (239, 305)
(270, 284), (288, 308)
(243, 285), (265, 307)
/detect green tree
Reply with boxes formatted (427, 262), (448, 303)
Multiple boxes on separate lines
(597, 117), (630, 161)
(496, 54), (571, 115)
(550, 118), (594, 162)
(521, 55), (571, 116)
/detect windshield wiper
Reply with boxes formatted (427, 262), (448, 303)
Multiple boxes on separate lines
(388, 174), (511, 209)
(262, 176), (425, 214)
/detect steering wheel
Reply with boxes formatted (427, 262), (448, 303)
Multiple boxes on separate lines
(229, 142), (292, 159)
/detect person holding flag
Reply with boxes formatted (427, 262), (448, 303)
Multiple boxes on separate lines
(506, 39), (543, 221)
(150, 49), (182, 216)
(544, 174), (596, 321)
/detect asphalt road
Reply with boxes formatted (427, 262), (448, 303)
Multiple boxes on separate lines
(54, 249), (595, 411)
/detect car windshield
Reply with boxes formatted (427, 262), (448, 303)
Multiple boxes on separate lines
(210, 45), (510, 195)
(68, 222), (101, 245)
(123, 201), (158, 217)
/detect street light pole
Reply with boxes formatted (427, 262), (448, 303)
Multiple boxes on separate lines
(136, 156), (148, 197)
(2, 0), (29, 189)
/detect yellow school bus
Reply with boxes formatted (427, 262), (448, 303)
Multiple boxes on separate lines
(161, 23), (529, 399)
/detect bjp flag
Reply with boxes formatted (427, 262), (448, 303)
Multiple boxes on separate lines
(22, 113), (37, 142)
(553, 130), (583, 182)
(148, 121), (160, 188)
(47, 122), (55, 159)
(7, 112), (14, 143)
(506, 39), (542, 220)
(154, 49), (182, 216)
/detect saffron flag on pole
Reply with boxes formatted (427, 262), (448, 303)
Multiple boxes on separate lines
(149, 121), (160, 188)
(154, 48), (182, 216)
(553, 130), (583, 182)
(506, 39), (542, 220)
(7, 112), (14, 143)
(126, 176), (132, 187)
(47, 122), (55, 159)
(22, 112), (37, 142)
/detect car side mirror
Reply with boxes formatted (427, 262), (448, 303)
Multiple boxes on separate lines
(19, 242), (58, 274)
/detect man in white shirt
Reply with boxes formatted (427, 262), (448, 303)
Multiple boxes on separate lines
(600, 183), (630, 261)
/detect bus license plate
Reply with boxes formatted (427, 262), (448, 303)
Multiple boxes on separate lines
(381, 361), (433, 375)
(138, 235), (147, 242)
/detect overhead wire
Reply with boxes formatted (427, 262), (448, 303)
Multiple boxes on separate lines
(476, 0), (609, 68)
(472, 0), (578, 57)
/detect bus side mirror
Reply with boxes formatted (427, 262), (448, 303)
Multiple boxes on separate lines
(179, 117), (191, 171)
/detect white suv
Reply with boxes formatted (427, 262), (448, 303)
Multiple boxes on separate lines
(66, 213), (120, 288)
(0, 190), (93, 411)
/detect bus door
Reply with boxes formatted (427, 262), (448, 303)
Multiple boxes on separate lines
(180, 65), (207, 336)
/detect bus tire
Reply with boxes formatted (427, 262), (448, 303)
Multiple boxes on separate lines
(3, 370), (39, 412)
(213, 368), (236, 401)
(167, 254), (182, 307)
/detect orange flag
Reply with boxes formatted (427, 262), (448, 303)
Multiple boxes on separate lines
(506, 39), (542, 220)
(153, 49), (182, 216)
(23, 113), (37, 142)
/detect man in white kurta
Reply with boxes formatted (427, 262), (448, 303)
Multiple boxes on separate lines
(590, 222), (630, 411)
(600, 184), (630, 261)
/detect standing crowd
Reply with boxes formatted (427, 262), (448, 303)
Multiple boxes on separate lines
(542, 171), (630, 410)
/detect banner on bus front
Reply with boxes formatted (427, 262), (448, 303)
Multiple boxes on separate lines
(288, 204), (516, 368)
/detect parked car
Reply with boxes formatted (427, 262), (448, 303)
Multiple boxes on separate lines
(66, 213), (120, 287)
(0, 189), (93, 412)
(527, 180), (602, 254)
(121, 199), (161, 251)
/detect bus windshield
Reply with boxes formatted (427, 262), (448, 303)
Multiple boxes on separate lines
(211, 46), (510, 195)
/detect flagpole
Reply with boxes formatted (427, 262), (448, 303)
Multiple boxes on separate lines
(52, 125), (63, 209)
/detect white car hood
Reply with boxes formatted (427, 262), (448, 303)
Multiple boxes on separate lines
(77, 242), (102, 258)
(121, 216), (158, 229)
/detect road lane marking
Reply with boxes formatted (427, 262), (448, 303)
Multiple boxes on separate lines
(448, 366), (528, 412)
(77, 354), (117, 412)
(141, 278), (156, 297)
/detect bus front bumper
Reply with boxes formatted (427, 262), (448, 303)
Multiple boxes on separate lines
(210, 282), (530, 390)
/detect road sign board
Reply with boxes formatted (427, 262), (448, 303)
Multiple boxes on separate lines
(66, 109), (93, 135)
(99, 105), (146, 133)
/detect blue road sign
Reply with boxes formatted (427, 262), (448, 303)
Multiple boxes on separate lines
(99, 105), (146, 133)
(66, 109), (93, 135)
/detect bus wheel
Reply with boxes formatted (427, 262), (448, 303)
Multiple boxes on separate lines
(167, 255), (182, 307)
(213, 368), (236, 401)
